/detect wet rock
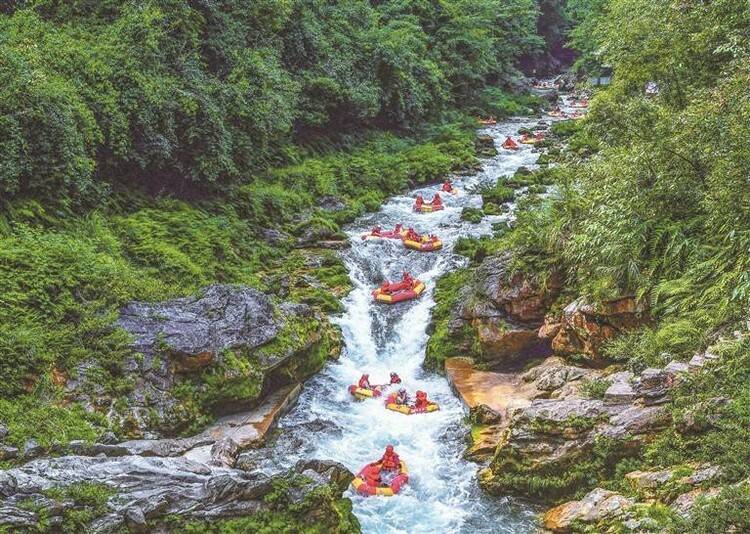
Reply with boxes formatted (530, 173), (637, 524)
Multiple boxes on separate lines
(0, 424), (8, 440)
(23, 439), (41, 459)
(603, 405), (670, 439)
(538, 316), (562, 340)
(0, 506), (38, 528)
(124, 507), (148, 533)
(664, 360), (690, 376)
(521, 357), (591, 393)
(207, 384), (301, 468)
(466, 424), (505, 461)
(67, 282), (332, 438)
(551, 297), (648, 361)
(448, 253), (560, 366)
(470, 404), (503, 425)
(635, 368), (672, 403)
(0, 472), (18, 497)
(688, 350), (720, 372)
(476, 322), (542, 366)
(604, 380), (636, 405)
(472, 253), (560, 324)
(543, 488), (633, 532)
(476, 134), (498, 157)
(0, 445), (18, 461)
(680, 465), (722, 486)
(99, 431), (118, 445)
(317, 240), (351, 250)
(317, 195), (346, 212)
(483, 394), (670, 498)
(295, 460), (354, 493)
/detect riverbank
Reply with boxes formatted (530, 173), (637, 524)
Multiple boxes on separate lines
(428, 77), (750, 532)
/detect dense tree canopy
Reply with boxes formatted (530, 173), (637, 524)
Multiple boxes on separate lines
(0, 0), (550, 202)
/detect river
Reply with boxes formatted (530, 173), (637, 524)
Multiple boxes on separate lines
(261, 93), (575, 533)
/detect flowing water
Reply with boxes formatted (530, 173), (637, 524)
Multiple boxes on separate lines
(261, 97), (577, 533)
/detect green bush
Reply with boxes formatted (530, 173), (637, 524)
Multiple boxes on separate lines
(461, 207), (484, 224)
(481, 184), (515, 205)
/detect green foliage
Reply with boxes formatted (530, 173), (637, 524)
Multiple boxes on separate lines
(41, 483), (115, 532)
(425, 269), (475, 369)
(461, 207), (484, 224)
(0, 394), (106, 449)
(672, 485), (750, 534)
(580, 378), (609, 399)
(476, 88), (543, 118)
(0, 0), (546, 202)
(481, 183), (515, 205)
(550, 119), (582, 139)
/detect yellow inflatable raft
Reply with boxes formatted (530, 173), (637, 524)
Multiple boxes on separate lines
(372, 280), (425, 304)
(385, 402), (440, 415)
(403, 237), (442, 252)
(351, 461), (409, 497)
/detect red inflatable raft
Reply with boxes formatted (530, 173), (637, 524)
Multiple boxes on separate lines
(502, 137), (519, 150)
(351, 461), (409, 497)
(361, 224), (406, 241)
(372, 275), (425, 304)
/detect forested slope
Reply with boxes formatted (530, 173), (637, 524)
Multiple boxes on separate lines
(0, 1), (552, 456)
(428, 0), (750, 530)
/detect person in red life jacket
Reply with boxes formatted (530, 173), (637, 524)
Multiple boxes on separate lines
(413, 390), (430, 411)
(428, 234), (438, 243)
(363, 463), (382, 487)
(442, 179), (453, 193)
(393, 223), (403, 235)
(371, 225), (382, 236)
(431, 193), (442, 207)
(535, 132), (545, 141)
(395, 388), (408, 405)
(405, 227), (420, 242)
(414, 194), (424, 208)
(390, 372), (402, 385)
(358, 374), (372, 390)
(502, 136), (518, 149)
(380, 445), (400, 471)
(402, 271), (413, 287)
(380, 279), (393, 294)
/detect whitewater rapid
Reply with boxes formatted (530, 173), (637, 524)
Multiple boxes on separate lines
(261, 101), (575, 532)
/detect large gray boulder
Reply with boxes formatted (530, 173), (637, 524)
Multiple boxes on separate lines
(117, 285), (280, 371)
(0, 454), (355, 531)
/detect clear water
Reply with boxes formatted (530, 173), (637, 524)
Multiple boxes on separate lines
(262, 106), (573, 533)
